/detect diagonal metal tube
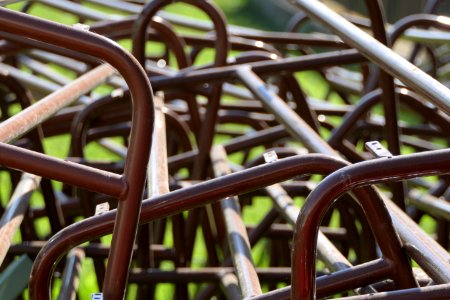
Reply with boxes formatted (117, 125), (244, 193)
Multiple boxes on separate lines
(290, 0), (450, 115)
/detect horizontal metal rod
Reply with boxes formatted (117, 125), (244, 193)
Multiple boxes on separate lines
(0, 142), (124, 198)
(333, 283), (450, 300)
(128, 267), (291, 283)
(150, 49), (364, 89)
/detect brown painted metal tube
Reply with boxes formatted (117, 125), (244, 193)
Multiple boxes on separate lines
(233, 31), (346, 48)
(0, 173), (40, 266)
(290, 0), (450, 115)
(333, 283), (450, 300)
(0, 7), (154, 299)
(264, 178), (377, 297)
(150, 49), (364, 90)
(0, 142), (124, 197)
(292, 149), (450, 299)
(28, 154), (347, 299)
(365, 0), (404, 208)
(128, 267), (291, 283)
(0, 64), (114, 143)
(0, 31), (100, 65)
(251, 259), (391, 300)
(9, 241), (175, 261)
(132, 0), (228, 67)
(211, 146), (262, 297)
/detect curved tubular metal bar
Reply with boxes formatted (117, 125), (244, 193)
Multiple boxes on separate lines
(290, 0), (450, 115)
(328, 87), (450, 151)
(389, 14), (450, 45)
(291, 148), (450, 300)
(132, 0), (228, 67)
(150, 48), (364, 90)
(149, 17), (202, 135)
(29, 154), (346, 300)
(151, 17), (192, 69)
(388, 14), (450, 80)
(0, 7), (153, 299)
(244, 149), (377, 277)
(409, 0), (442, 61)
(333, 283), (450, 300)
(70, 92), (130, 158)
(133, 0), (230, 267)
(132, 0), (229, 179)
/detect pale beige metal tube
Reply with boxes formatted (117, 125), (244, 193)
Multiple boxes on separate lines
(0, 63), (116, 143)
(0, 173), (41, 266)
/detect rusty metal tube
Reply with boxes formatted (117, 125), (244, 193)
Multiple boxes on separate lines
(57, 248), (85, 300)
(211, 146), (262, 298)
(0, 64), (115, 143)
(0, 173), (40, 266)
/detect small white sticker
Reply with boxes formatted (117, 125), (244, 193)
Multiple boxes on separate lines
(95, 203), (110, 216)
(264, 151), (278, 163)
(91, 293), (103, 300)
(73, 23), (90, 31)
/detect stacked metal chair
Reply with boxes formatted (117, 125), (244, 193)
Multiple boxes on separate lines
(0, 0), (449, 299)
